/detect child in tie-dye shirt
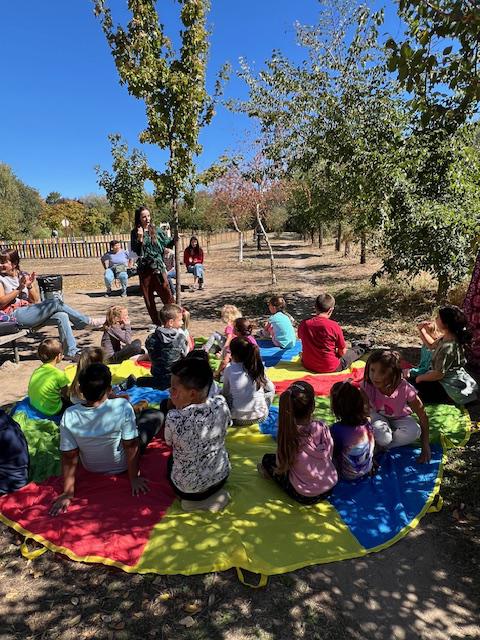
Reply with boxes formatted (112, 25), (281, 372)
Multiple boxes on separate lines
(330, 381), (374, 480)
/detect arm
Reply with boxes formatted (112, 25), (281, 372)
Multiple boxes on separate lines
(49, 449), (79, 515)
(336, 327), (347, 357)
(415, 369), (444, 383)
(221, 371), (232, 407)
(409, 396), (431, 463)
(417, 322), (437, 347)
(122, 438), (149, 495)
(101, 254), (109, 269)
(0, 278), (25, 310)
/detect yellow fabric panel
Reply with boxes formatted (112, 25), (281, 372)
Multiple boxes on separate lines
(266, 359), (364, 382)
(135, 431), (363, 576)
(64, 360), (151, 385)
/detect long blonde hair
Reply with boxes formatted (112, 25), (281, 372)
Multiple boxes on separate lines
(70, 347), (105, 400)
(104, 305), (125, 328)
(276, 381), (315, 474)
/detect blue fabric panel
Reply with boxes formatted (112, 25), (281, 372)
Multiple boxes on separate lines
(12, 398), (62, 425)
(259, 405), (279, 438)
(123, 387), (170, 406)
(329, 443), (443, 549)
(257, 339), (302, 367)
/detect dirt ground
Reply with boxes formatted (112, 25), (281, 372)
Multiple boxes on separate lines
(1, 238), (479, 640)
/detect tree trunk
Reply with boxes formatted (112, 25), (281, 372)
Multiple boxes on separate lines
(318, 223), (323, 249)
(360, 231), (366, 264)
(436, 275), (449, 303)
(335, 223), (342, 251)
(256, 204), (277, 285)
(344, 240), (350, 257)
(310, 229), (315, 245)
(172, 198), (181, 305)
(231, 215), (243, 262)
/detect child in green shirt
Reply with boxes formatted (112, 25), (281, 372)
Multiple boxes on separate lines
(28, 338), (70, 416)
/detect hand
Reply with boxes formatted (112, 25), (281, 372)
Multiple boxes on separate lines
(25, 272), (36, 288)
(18, 273), (27, 290)
(131, 476), (149, 496)
(49, 493), (72, 516)
(137, 226), (144, 239)
(417, 443), (431, 464)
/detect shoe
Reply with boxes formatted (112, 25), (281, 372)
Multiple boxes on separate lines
(121, 291), (128, 298)
(105, 289), (112, 298)
(64, 352), (81, 363)
(181, 489), (230, 513)
(117, 374), (137, 392)
(198, 278), (204, 290)
(89, 317), (105, 328)
(256, 463), (269, 479)
(189, 285), (195, 293)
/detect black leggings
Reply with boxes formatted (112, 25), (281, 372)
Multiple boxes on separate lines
(261, 453), (332, 505)
(107, 340), (143, 365)
(409, 377), (453, 405)
(136, 408), (165, 454)
(335, 345), (367, 372)
(166, 455), (228, 501)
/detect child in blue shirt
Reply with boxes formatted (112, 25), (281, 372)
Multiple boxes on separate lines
(330, 381), (374, 481)
(264, 296), (296, 349)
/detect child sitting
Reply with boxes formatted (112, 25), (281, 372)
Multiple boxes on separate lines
(257, 381), (338, 504)
(165, 357), (231, 512)
(101, 306), (143, 364)
(0, 410), (29, 495)
(263, 296), (296, 349)
(49, 363), (149, 516)
(410, 305), (478, 405)
(298, 293), (369, 373)
(234, 317), (258, 347)
(69, 347), (105, 404)
(222, 337), (275, 426)
(203, 304), (242, 355)
(330, 381), (374, 480)
(28, 338), (70, 416)
(136, 304), (189, 389)
(362, 350), (431, 463)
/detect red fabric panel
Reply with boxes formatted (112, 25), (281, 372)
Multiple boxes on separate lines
(274, 366), (365, 396)
(0, 440), (175, 567)
(137, 359), (152, 369)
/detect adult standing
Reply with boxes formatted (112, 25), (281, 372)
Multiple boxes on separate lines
(130, 206), (174, 325)
(183, 236), (205, 290)
(0, 249), (100, 360)
(101, 239), (132, 297)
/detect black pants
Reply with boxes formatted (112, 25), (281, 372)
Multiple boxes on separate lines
(409, 377), (453, 405)
(136, 408), (165, 454)
(107, 339), (143, 365)
(261, 454), (332, 505)
(135, 376), (169, 390)
(166, 455), (228, 501)
(335, 345), (366, 372)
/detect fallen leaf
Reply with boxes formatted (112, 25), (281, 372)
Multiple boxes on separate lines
(71, 597), (80, 606)
(184, 602), (202, 614)
(69, 614), (82, 627)
(133, 612), (143, 619)
(158, 592), (170, 601)
(179, 616), (195, 628)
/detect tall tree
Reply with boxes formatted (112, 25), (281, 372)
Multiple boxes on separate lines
(386, 1), (480, 129)
(0, 164), (22, 240)
(94, 0), (224, 302)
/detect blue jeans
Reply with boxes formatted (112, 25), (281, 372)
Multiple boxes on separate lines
(12, 299), (90, 357)
(167, 268), (176, 295)
(187, 264), (204, 280)
(104, 268), (128, 294)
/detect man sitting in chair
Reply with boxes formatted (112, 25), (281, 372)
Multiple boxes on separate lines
(101, 240), (133, 298)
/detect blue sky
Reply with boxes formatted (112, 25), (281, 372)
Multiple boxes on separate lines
(0, 1), (404, 198)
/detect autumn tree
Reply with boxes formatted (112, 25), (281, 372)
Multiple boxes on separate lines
(93, 0), (224, 302)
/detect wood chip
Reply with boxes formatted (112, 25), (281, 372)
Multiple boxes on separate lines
(178, 616), (195, 628)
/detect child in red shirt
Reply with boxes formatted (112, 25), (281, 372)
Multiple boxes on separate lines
(298, 293), (369, 373)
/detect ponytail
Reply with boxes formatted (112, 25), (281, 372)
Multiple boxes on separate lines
(276, 381), (315, 474)
(230, 337), (266, 388)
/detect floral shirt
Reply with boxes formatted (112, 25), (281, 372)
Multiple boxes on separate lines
(164, 395), (231, 494)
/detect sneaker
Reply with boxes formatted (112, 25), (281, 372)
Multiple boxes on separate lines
(117, 374), (137, 392)
(105, 289), (112, 298)
(198, 278), (204, 290)
(121, 291), (128, 298)
(181, 489), (230, 513)
(64, 352), (81, 363)
(89, 317), (105, 328)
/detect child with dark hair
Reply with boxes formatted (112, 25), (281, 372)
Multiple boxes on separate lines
(263, 296), (296, 349)
(69, 347), (105, 404)
(0, 410), (29, 495)
(233, 317), (258, 346)
(363, 350), (431, 463)
(50, 363), (149, 516)
(298, 292), (369, 373)
(165, 358), (231, 512)
(222, 337), (275, 426)
(257, 381), (338, 504)
(330, 381), (374, 480)
(410, 305), (478, 405)
(28, 338), (70, 416)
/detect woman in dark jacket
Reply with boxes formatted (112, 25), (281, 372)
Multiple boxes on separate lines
(130, 206), (174, 324)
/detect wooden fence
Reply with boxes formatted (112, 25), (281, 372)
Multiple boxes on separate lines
(0, 230), (239, 260)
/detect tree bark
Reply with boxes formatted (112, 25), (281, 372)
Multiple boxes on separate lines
(360, 231), (366, 264)
(436, 275), (449, 303)
(256, 204), (277, 285)
(344, 240), (350, 257)
(310, 229), (315, 244)
(318, 223), (323, 249)
(335, 223), (342, 251)
(231, 215), (243, 262)
(172, 197), (181, 305)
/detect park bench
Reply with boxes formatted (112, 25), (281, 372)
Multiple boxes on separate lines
(0, 329), (29, 364)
